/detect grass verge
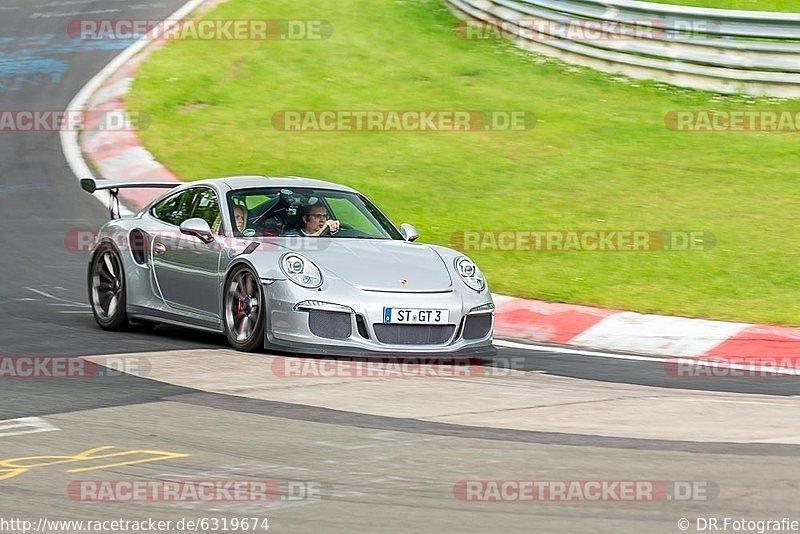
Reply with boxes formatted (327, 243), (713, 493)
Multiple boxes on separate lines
(645, 0), (796, 11)
(128, 0), (800, 324)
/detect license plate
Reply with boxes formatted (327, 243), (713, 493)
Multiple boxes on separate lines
(383, 308), (449, 324)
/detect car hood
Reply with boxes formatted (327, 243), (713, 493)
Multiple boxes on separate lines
(288, 239), (453, 292)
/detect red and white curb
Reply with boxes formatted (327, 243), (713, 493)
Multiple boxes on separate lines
(59, 0), (203, 214)
(79, 53), (181, 212)
(60, 0), (800, 363)
(493, 295), (800, 362)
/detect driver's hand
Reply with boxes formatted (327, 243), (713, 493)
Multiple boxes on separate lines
(325, 219), (340, 233)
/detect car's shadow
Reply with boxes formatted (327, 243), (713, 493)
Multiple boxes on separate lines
(129, 322), (230, 347)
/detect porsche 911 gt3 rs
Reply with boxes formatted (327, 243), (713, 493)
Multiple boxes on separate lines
(82, 176), (495, 355)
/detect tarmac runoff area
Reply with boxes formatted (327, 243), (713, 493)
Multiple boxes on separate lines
(84, 349), (800, 445)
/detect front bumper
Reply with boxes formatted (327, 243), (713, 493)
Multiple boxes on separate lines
(262, 337), (497, 358)
(264, 279), (495, 357)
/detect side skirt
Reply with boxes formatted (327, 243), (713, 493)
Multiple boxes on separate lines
(128, 305), (224, 334)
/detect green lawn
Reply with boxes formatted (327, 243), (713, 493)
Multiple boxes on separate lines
(646, 0), (797, 11)
(128, 0), (800, 325)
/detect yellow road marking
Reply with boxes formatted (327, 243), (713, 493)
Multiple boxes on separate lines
(0, 446), (190, 481)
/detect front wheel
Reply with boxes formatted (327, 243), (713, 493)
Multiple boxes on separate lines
(88, 244), (129, 330)
(223, 265), (265, 352)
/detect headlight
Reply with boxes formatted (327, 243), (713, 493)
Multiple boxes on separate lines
(454, 256), (486, 292)
(280, 253), (323, 288)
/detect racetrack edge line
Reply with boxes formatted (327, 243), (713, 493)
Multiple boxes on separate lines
(59, 0), (208, 216)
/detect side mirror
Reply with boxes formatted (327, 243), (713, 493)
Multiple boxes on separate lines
(400, 223), (419, 242)
(180, 218), (214, 244)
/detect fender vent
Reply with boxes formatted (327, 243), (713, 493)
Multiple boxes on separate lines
(129, 229), (149, 265)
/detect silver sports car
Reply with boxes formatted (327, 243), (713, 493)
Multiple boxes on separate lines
(82, 176), (495, 355)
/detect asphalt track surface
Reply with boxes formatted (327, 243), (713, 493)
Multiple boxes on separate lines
(0, 1), (798, 532)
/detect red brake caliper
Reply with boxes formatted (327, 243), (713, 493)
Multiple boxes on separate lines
(236, 280), (244, 330)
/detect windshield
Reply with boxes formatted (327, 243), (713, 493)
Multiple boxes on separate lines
(227, 187), (403, 240)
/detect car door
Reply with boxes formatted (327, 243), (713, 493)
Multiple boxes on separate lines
(151, 186), (224, 318)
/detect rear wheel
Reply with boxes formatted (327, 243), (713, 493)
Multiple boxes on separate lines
(224, 265), (265, 352)
(88, 244), (129, 330)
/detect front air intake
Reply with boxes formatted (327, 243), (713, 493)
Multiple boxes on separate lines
(462, 314), (492, 340)
(372, 324), (455, 345)
(308, 310), (352, 339)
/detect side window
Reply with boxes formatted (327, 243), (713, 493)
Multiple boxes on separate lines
(192, 188), (223, 234)
(152, 189), (197, 226)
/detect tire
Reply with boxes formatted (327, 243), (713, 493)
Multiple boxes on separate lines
(223, 264), (265, 352)
(88, 244), (129, 331)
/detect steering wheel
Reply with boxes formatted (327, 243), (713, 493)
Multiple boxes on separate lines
(319, 225), (332, 237)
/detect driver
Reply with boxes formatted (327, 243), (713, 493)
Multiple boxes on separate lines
(286, 200), (340, 236)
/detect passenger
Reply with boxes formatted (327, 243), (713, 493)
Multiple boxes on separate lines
(233, 204), (247, 234)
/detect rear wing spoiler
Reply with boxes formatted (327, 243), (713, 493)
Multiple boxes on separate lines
(80, 178), (179, 193)
(80, 178), (180, 219)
